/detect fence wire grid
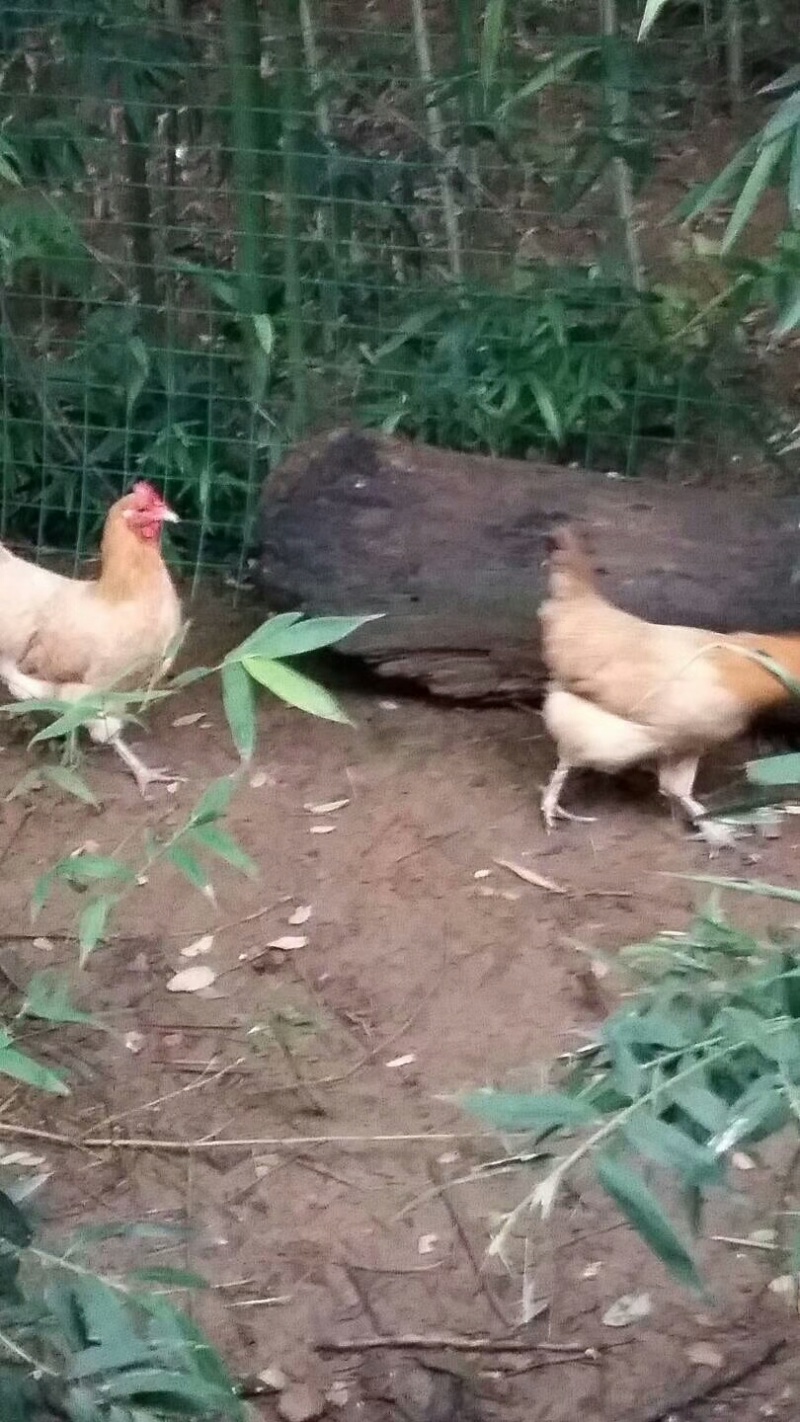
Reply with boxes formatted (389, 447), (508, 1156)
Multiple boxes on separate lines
(0, 0), (792, 590)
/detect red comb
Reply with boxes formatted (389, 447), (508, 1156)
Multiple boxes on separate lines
(131, 480), (165, 505)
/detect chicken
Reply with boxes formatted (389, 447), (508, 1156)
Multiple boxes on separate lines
(0, 481), (183, 795)
(538, 523), (800, 835)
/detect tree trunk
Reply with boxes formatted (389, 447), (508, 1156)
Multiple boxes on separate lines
(256, 428), (800, 703)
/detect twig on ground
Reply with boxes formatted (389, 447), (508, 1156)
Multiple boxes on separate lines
(618, 1334), (786, 1422)
(0, 1122), (509, 1154)
(427, 1157), (517, 1331)
(316, 1334), (598, 1355)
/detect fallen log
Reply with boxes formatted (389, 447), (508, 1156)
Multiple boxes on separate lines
(256, 428), (800, 704)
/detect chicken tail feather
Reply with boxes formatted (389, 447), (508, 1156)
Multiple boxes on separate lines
(546, 524), (598, 598)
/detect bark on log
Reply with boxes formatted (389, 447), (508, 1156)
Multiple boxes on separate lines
(256, 428), (800, 703)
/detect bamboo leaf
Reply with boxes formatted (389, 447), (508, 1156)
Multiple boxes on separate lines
(0, 1189), (32, 1247)
(227, 611), (305, 661)
(746, 753), (800, 786)
(189, 775), (239, 827)
(760, 91), (800, 147)
(371, 306), (445, 360)
(622, 1115), (720, 1186)
(169, 666), (214, 689)
(44, 765), (101, 808)
(760, 65), (800, 95)
(676, 874), (800, 905)
(221, 659), (257, 762)
(78, 896), (117, 964)
(721, 133), (793, 253)
(231, 613), (381, 661)
(99, 1366), (239, 1411)
(462, 1089), (596, 1131)
(596, 1153), (702, 1290)
(166, 844), (212, 897)
(773, 284), (800, 338)
(190, 824), (258, 877)
(252, 313), (274, 355)
(56, 856), (135, 888)
(637, 0), (674, 42)
(0, 1043), (69, 1097)
(21, 971), (96, 1026)
(674, 137), (759, 221)
(528, 375), (564, 444)
(496, 45), (598, 115)
(242, 656), (351, 724)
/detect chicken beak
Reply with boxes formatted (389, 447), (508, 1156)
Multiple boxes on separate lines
(161, 508), (180, 524)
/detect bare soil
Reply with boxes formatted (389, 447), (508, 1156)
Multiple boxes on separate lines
(0, 597), (799, 1422)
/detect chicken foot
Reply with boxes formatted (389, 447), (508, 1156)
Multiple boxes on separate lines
(656, 756), (705, 822)
(657, 755), (738, 851)
(87, 717), (183, 798)
(541, 760), (597, 830)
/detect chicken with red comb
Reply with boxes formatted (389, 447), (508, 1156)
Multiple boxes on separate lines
(0, 484), (184, 795)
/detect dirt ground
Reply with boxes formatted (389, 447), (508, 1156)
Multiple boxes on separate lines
(0, 597), (799, 1422)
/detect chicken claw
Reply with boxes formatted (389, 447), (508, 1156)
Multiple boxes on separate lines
(691, 817), (741, 853)
(541, 760), (596, 830)
(108, 733), (185, 798)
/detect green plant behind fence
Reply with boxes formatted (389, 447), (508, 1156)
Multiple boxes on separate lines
(0, 0), (792, 585)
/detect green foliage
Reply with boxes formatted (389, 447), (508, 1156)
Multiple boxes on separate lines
(497, 33), (666, 212)
(360, 273), (747, 469)
(0, 0), (785, 571)
(0, 965), (105, 1099)
(465, 891), (800, 1287)
(0, 1187), (243, 1420)
(8, 610), (377, 956)
(0, 603), (375, 1405)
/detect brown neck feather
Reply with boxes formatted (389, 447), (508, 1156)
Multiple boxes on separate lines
(719, 632), (800, 712)
(97, 506), (165, 603)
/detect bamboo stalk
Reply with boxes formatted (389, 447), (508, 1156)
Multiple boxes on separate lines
(279, 0), (308, 435)
(298, 0), (330, 139)
(452, 0), (479, 191)
(724, 0), (744, 118)
(297, 0), (341, 350)
(599, 0), (644, 292)
(161, 0), (183, 245)
(121, 112), (161, 327)
(410, 0), (463, 280)
(222, 0), (270, 325)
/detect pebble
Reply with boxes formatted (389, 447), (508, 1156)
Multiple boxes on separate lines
(277, 1382), (326, 1422)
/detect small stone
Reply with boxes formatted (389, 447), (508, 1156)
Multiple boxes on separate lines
(326, 1380), (349, 1408)
(257, 1365), (288, 1393)
(277, 1382), (326, 1422)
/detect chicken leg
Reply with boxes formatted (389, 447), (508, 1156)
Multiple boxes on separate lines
(0, 660), (181, 798)
(656, 755), (705, 822)
(657, 755), (738, 850)
(541, 760), (597, 829)
(87, 716), (182, 798)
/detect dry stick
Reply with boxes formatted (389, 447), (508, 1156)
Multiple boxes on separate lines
(427, 1158), (515, 1331)
(167, 898), (290, 938)
(0, 1122), (508, 1154)
(316, 1334), (597, 1355)
(619, 1334), (787, 1422)
(0, 900), (296, 950)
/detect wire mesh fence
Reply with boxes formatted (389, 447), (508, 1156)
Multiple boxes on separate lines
(0, 0), (793, 590)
